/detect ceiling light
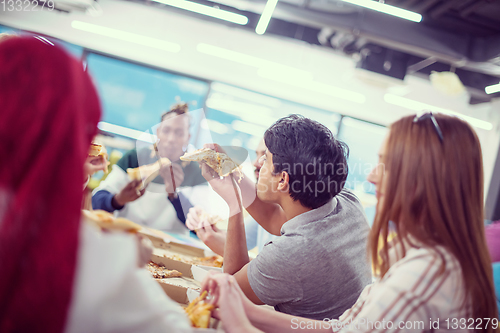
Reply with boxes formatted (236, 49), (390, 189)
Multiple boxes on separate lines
(198, 43), (364, 104)
(98, 122), (157, 142)
(342, 117), (388, 135)
(207, 98), (273, 116)
(211, 82), (282, 108)
(232, 120), (267, 137)
(485, 83), (500, 95)
(340, 0), (422, 23)
(255, 0), (279, 35)
(152, 0), (248, 25)
(197, 43), (313, 80)
(201, 119), (229, 134)
(207, 98), (277, 127)
(71, 21), (181, 53)
(384, 94), (492, 131)
(258, 69), (366, 104)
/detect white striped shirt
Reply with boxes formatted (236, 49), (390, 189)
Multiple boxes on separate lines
(331, 245), (472, 332)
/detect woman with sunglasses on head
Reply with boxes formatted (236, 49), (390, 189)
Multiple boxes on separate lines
(0, 37), (192, 333)
(201, 113), (498, 332)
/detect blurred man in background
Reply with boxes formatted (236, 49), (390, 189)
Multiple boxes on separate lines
(92, 103), (206, 234)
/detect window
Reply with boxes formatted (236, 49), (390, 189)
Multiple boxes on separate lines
(337, 117), (388, 225)
(86, 53), (209, 142)
(0, 24), (83, 58)
(199, 82), (341, 181)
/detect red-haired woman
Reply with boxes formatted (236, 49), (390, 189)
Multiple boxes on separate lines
(202, 113), (498, 332)
(0, 37), (191, 333)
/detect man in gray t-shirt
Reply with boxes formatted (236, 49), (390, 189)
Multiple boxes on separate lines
(197, 114), (372, 321)
(247, 188), (371, 320)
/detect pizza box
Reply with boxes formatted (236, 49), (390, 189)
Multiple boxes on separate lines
(139, 227), (206, 251)
(155, 277), (201, 304)
(150, 247), (222, 280)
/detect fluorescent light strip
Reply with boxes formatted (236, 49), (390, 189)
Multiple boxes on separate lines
(197, 43), (313, 80)
(207, 98), (273, 116)
(384, 94), (493, 131)
(211, 82), (282, 108)
(485, 83), (500, 95)
(152, 0), (248, 25)
(342, 117), (388, 135)
(232, 120), (267, 136)
(201, 119), (229, 134)
(198, 43), (364, 103)
(257, 68), (366, 104)
(98, 122), (157, 142)
(255, 0), (279, 35)
(207, 98), (277, 127)
(71, 21), (181, 53)
(340, 0), (422, 23)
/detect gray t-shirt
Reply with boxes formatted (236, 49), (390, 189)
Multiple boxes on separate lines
(247, 189), (372, 321)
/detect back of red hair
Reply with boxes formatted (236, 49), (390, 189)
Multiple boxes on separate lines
(0, 37), (101, 332)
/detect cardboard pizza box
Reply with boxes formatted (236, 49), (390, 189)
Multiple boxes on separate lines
(138, 227), (206, 252)
(155, 277), (201, 304)
(150, 247), (222, 280)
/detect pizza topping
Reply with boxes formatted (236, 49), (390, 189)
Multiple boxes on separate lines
(180, 147), (244, 180)
(88, 143), (110, 174)
(146, 262), (182, 279)
(162, 254), (223, 268)
(192, 256), (223, 268)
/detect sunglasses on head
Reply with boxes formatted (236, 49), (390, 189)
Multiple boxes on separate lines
(413, 111), (444, 143)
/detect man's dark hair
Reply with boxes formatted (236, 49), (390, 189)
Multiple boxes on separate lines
(264, 114), (349, 209)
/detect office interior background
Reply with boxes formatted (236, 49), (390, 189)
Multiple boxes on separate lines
(2, 0), (500, 224)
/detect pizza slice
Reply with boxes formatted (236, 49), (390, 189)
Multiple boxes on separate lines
(191, 255), (223, 268)
(180, 147), (242, 179)
(88, 143), (110, 174)
(146, 262), (183, 279)
(82, 209), (142, 233)
(184, 291), (214, 329)
(127, 157), (171, 188)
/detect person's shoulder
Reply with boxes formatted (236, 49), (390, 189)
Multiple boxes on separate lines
(327, 189), (368, 227)
(390, 245), (461, 278)
(256, 233), (306, 261)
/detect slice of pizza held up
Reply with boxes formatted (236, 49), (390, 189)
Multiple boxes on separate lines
(127, 157), (171, 188)
(88, 143), (106, 157)
(88, 143), (110, 174)
(180, 147), (243, 180)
